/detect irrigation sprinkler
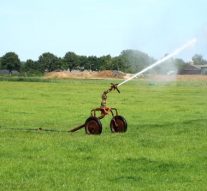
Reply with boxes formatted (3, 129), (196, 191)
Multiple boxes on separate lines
(69, 38), (197, 135)
(69, 83), (127, 134)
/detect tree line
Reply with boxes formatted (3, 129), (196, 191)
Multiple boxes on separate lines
(0, 50), (206, 75)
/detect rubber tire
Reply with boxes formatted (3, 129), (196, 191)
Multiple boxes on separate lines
(110, 115), (127, 133)
(85, 117), (102, 135)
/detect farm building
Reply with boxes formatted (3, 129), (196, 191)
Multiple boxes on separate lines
(180, 64), (207, 75)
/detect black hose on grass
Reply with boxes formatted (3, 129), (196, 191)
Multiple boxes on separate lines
(0, 127), (69, 133)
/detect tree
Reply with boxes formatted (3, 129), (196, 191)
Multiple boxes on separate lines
(38, 52), (59, 72)
(119, 50), (155, 73)
(99, 55), (112, 71)
(56, 57), (66, 71)
(192, 54), (207, 65)
(111, 56), (122, 71)
(79, 55), (88, 71)
(174, 58), (186, 73)
(88, 56), (100, 71)
(22, 59), (41, 74)
(1, 52), (21, 74)
(63, 52), (79, 72)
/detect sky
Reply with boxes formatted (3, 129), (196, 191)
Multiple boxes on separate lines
(0, 0), (207, 61)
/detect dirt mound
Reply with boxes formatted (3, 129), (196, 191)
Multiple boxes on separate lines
(44, 70), (126, 79)
(45, 71), (207, 81)
(176, 75), (207, 81)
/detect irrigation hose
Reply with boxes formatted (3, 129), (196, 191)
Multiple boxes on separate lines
(0, 127), (70, 133)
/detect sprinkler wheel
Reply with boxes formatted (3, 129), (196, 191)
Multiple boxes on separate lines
(85, 117), (102, 135)
(110, 115), (127, 133)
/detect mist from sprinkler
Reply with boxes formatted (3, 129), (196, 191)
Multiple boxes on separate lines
(117, 38), (197, 87)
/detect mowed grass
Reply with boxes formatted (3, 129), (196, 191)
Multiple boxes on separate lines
(0, 78), (207, 191)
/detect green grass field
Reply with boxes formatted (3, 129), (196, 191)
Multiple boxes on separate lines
(0, 78), (207, 191)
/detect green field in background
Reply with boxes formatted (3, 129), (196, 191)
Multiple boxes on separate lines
(0, 79), (207, 191)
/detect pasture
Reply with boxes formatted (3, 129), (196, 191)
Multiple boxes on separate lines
(0, 78), (207, 190)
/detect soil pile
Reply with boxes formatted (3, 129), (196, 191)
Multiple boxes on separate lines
(44, 70), (126, 79)
(45, 71), (207, 81)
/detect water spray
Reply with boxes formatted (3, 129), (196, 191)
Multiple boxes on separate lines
(118, 38), (197, 87)
(69, 38), (197, 134)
